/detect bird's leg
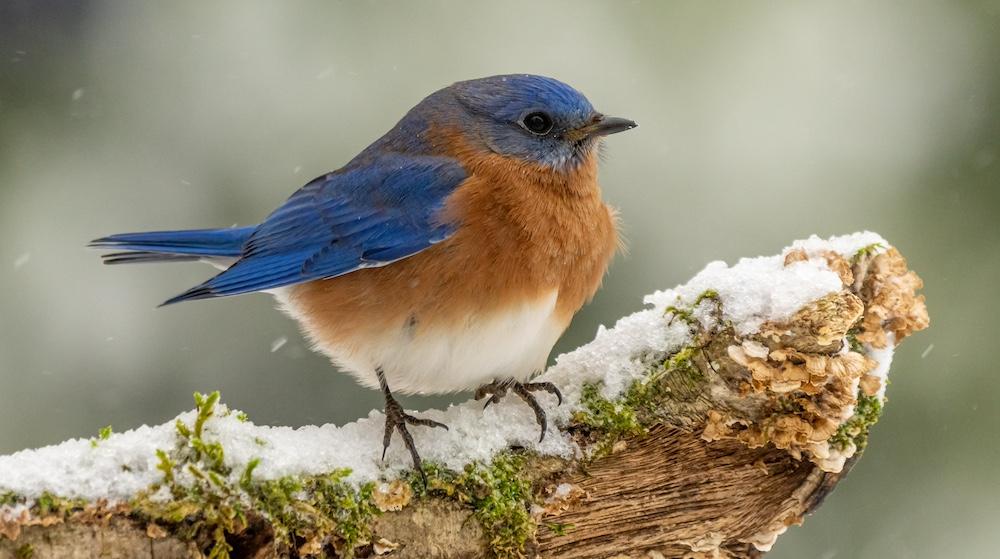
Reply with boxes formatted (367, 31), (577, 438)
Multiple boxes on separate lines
(378, 368), (448, 472)
(475, 379), (563, 442)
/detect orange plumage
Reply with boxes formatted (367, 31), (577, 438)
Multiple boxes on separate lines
(284, 129), (619, 394)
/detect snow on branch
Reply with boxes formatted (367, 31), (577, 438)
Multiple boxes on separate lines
(0, 232), (929, 559)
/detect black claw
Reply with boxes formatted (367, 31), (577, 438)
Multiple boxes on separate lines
(378, 368), (448, 471)
(527, 381), (563, 406)
(512, 383), (548, 442)
(481, 392), (502, 410)
(475, 378), (562, 443)
(382, 423), (392, 461)
(476, 382), (508, 409)
(474, 385), (488, 401)
(407, 416), (449, 431)
(382, 405), (448, 471)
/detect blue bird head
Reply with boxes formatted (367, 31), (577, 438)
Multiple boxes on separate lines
(365, 75), (637, 170)
(447, 74), (636, 168)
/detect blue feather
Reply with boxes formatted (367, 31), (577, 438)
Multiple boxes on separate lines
(101, 252), (203, 265)
(90, 227), (255, 260)
(159, 154), (466, 305)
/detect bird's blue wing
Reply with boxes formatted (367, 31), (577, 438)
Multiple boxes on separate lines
(162, 154), (467, 305)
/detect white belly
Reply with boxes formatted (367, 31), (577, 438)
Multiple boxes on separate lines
(276, 289), (566, 394)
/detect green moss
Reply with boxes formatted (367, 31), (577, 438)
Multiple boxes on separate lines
(663, 305), (694, 324)
(133, 392), (381, 559)
(193, 392), (219, 437)
(693, 289), (720, 306)
(25, 492), (87, 518)
(35, 493), (56, 516)
(245, 474), (304, 543)
(543, 522), (573, 536)
(573, 383), (645, 454)
(32, 492), (86, 516)
(15, 544), (34, 559)
(573, 344), (706, 456)
(0, 490), (87, 521)
(846, 330), (864, 353)
(155, 449), (176, 488)
(653, 348), (698, 391)
(468, 454), (535, 558)
(134, 391), (247, 558)
(307, 473), (378, 553)
(852, 242), (885, 261)
(238, 458), (259, 490)
(830, 392), (883, 451)
(665, 289), (725, 339)
(573, 289), (723, 457)
(816, 320), (885, 452)
(90, 425), (113, 448)
(407, 453), (535, 559)
(237, 467), (378, 556)
(0, 491), (19, 507)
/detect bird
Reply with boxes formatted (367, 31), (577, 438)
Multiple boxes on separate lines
(90, 74), (636, 470)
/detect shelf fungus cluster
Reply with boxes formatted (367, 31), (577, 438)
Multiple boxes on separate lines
(0, 233), (928, 559)
(702, 245), (928, 475)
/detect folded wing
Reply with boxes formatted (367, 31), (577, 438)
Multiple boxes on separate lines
(161, 154), (467, 305)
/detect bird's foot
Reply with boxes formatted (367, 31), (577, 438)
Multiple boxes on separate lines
(382, 394), (448, 472)
(475, 379), (563, 442)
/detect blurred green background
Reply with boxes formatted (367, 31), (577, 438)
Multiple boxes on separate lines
(0, 1), (997, 556)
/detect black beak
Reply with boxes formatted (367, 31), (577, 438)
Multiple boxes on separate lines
(566, 115), (638, 141)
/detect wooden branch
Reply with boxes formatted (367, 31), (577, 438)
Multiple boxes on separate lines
(0, 241), (928, 559)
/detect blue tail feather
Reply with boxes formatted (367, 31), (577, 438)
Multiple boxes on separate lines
(91, 226), (260, 305)
(90, 227), (255, 261)
(101, 251), (204, 265)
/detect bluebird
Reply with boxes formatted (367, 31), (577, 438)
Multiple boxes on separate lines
(91, 74), (636, 469)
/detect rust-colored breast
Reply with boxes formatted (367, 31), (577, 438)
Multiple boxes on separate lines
(289, 137), (619, 351)
(437, 139), (620, 322)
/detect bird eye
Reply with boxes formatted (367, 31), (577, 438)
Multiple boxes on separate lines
(521, 111), (553, 135)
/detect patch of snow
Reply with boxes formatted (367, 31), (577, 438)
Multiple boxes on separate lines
(647, 232), (885, 335)
(866, 334), (896, 401)
(0, 423), (175, 502)
(787, 231), (887, 259)
(541, 307), (690, 403)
